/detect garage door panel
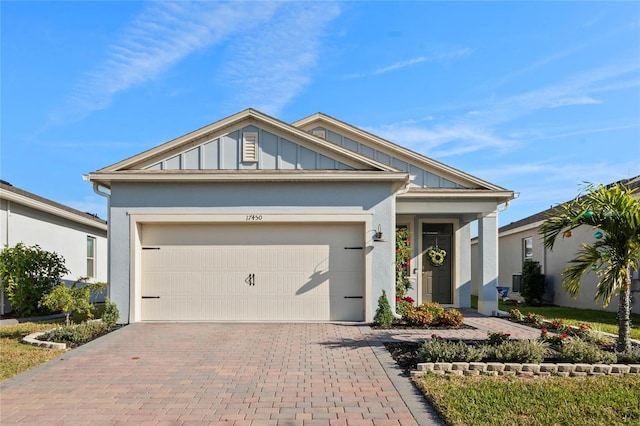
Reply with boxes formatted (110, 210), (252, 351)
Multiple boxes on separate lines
(141, 223), (364, 321)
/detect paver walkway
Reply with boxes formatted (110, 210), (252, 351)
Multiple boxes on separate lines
(1, 312), (538, 425)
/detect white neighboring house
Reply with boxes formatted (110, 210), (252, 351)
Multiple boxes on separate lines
(0, 181), (108, 315)
(87, 109), (514, 324)
(474, 175), (640, 314)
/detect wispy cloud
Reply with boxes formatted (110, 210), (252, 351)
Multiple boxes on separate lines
(365, 122), (514, 158)
(344, 48), (472, 80)
(48, 1), (340, 125)
(363, 59), (638, 160)
(221, 2), (341, 115)
(372, 57), (427, 75)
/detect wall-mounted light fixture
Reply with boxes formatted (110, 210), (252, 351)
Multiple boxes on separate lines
(373, 225), (386, 242)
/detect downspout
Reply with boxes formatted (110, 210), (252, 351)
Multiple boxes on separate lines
(88, 179), (112, 299)
(391, 176), (414, 319)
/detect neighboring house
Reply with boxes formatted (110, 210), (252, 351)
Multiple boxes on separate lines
(0, 181), (108, 315)
(87, 109), (514, 324)
(481, 175), (640, 315)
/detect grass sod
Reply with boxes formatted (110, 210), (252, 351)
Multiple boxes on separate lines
(0, 305), (107, 381)
(0, 322), (65, 381)
(414, 374), (640, 426)
(471, 295), (640, 340)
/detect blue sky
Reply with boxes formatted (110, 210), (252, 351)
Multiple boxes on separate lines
(2, 1), (639, 227)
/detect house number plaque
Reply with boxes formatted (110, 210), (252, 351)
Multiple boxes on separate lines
(245, 214), (263, 221)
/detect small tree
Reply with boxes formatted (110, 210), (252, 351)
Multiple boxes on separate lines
(39, 278), (107, 326)
(374, 290), (394, 328)
(0, 243), (69, 317)
(521, 260), (545, 305)
(540, 181), (640, 351)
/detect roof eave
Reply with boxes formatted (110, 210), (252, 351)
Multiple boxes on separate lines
(0, 187), (107, 230)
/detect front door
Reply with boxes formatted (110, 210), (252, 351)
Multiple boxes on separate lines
(422, 223), (453, 304)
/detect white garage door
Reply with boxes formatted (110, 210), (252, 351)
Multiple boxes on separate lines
(140, 223), (364, 321)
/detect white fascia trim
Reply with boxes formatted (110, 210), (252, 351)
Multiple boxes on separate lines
(498, 221), (545, 238)
(398, 190), (514, 201)
(1, 191), (107, 231)
(88, 171), (410, 186)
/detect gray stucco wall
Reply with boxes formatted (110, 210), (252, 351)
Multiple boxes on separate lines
(108, 181), (396, 323)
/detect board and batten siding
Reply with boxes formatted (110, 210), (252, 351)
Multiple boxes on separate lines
(312, 126), (467, 189)
(146, 126), (355, 171)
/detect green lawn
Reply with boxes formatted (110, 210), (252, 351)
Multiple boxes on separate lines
(0, 322), (65, 381)
(0, 305), (107, 381)
(471, 295), (640, 340)
(415, 374), (640, 426)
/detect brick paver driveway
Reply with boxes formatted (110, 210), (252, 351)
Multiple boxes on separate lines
(1, 323), (426, 425)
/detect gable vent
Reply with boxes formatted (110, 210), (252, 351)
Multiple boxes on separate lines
(312, 129), (326, 139)
(242, 132), (259, 163)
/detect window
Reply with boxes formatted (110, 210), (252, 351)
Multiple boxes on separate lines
(87, 236), (96, 278)
(523, 237), (533, 260)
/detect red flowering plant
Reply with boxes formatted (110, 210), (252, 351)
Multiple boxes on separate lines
(402, 302), (465, 328)
(487, 331), (511, 346)
(540, 327), (571, 346)
(524, 311), (545, 325)
(395, 295), (415, 316)
(395, 228), (412, 297)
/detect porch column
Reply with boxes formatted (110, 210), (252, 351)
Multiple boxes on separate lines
(477, 211), (499, 316)
(457, 222), (472, 308)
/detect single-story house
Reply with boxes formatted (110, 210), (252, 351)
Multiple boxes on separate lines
(87, 109), (514, 323)
(481, 175), (640, 314)
(0, 181), (108, 315)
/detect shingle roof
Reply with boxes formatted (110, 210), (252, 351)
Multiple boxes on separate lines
(0, 182), (106, 225)
(499, 175), (640, 234)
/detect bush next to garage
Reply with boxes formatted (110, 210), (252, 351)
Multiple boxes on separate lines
(0, 243), (69, 317)
(39, 278), (107, 326)
(374, 290), (394, 328)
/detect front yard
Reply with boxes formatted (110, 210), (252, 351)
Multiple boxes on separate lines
(471, 295), (640, 340)
(0, 322), (65, 381)
(415, 374), (640, 426)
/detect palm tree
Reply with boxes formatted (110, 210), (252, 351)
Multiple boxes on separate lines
(540, 181), (640, 351)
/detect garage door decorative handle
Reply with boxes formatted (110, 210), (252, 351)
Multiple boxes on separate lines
(245, 273), (255, 286)
(142, 296), (160, 299)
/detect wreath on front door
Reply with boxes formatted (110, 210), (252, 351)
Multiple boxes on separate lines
(427, 246), (447, 267)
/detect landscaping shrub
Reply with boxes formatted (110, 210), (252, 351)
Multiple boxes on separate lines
(46, 321), (110, 346)
(101, 300), (119, 329)
(441, 309), (464, 327)
(0, 243), (69, 317)
(521, 259), (545, 305)
(374, 290), (394, 328)
(403, 303), (465, 327)
(509, 308), (524, 321)
(39, 278), (107, 326)
(487, 331), (511, 346)
(558, 338), (616, 364)
(403, 302), (443, 327)
(418, 336), (484, 363)
(616, 347), (640, 364)
(395, 296), (414, 317)
(486, 339), (547, 363)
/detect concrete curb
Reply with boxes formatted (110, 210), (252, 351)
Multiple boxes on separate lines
(22, 330), (67, 350)
(414, 361), (640, 377)
(361, 326), (445, 426)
